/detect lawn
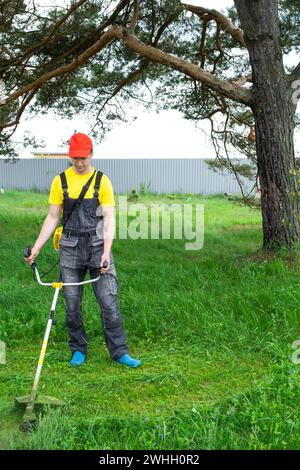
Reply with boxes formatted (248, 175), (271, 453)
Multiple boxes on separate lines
(0, 190), (300, 449)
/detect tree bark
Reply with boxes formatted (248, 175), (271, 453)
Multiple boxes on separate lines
(235, 0), (300, 249)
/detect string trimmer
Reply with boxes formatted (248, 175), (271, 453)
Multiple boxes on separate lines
(17, 246), (107, 432)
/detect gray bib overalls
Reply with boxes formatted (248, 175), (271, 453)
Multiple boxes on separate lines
(58, 170), (129, 360)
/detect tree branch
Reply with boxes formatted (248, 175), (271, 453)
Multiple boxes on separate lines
(230, 74), (252, 86)
(90, 10), (183, 131)
(212, 23), (224, 74)
(199, 17), (209, 68)
(41, 0), (131, 69)
(289, 62), (300, 82)
(4, 0), (88, 70)
(152, 9), (182, 45)
(1, 3), (182, 138)
(0, 88), (39, 131)
(1, 10), (252, 130)
(3, 28), (118, 105)
(2, 0), (131, 76)
(129, 0), (139, 34)
(90, 60), (149, 133)
(182, 3), (245, 47)
(115, 27), (252, 105)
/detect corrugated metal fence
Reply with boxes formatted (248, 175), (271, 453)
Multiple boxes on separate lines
(0, 158), (254, 195)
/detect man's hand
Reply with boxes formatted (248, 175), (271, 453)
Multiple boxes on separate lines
(24, 245), (40, 265)
(100, 252), (110, 274)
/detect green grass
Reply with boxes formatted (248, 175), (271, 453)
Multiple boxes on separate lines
(0, 190), (300, 449)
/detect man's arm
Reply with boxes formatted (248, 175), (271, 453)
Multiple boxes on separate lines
(24, 204), (62, 265)
(101, 206), (116, 272)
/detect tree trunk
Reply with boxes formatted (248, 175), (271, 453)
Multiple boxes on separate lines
(235, 0), (300, 249)
(253, 85), (299, 249)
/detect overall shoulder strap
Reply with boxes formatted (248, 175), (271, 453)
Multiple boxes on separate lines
(62, 169), (96, 229)
(93, 171), (103, 198)
(59, 172), (68, 199)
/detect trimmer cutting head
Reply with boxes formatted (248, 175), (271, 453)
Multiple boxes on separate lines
(15, 395), (65, 432)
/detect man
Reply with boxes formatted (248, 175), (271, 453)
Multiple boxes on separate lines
(25, 132), (141, 368)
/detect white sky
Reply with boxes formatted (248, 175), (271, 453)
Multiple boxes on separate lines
(14, 0), (300, 158)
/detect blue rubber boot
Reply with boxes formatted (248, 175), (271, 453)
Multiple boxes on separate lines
(70, 351), (86, 366)
(115, 354), (141, 368)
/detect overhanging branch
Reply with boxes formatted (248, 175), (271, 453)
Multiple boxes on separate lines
(9, 0), (88, 69)
(115, 27), (252, 105)
(182, 3), (245, 47)
(1, 15), (252, 130)
(33, 0), (131, 75)
(3, 29), (118, 105)
(0, 87), (39, 132)
(90, 60), (149, 133)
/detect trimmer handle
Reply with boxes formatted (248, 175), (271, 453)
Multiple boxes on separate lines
(24, 246), (31, 258)
(100, 260), (109, 274)
(24, 246), (36, 269)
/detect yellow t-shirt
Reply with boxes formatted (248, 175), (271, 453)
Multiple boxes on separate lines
(48, 166), (115, 207)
